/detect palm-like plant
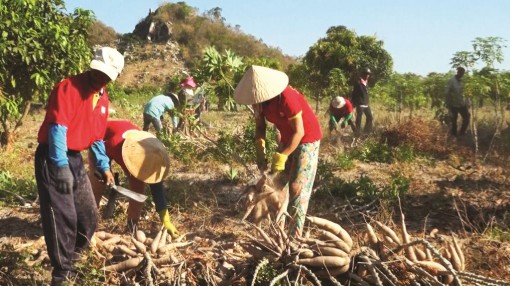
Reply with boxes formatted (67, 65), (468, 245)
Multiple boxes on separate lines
(199, 46), (245, 111)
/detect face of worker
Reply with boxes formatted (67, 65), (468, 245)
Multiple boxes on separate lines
(361, 72), (371, 80)
(457, 69), (465, 78)
(183, 87), (194, 97)
(89, 70), (112, 91)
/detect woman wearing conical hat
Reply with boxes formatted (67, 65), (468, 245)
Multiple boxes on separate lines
(234, 65), (322, 237)
(89, 119), (180, 238)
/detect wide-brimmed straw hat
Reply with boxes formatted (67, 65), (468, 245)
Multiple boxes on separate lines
(122, 130), (170, 184)
(234, 65), (289, 105)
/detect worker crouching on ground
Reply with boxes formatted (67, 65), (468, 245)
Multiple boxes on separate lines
(328, 96), (357, 135)
(89, 119), (180, 238)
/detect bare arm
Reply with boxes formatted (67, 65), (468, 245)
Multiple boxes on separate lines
(280, 112), (304, 156)
(255, 110), (267, 140)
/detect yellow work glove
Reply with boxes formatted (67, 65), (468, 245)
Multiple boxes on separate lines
(255, 138), (268, 170)
(271, 152), (288, 173)
(158, 209), (180, 239)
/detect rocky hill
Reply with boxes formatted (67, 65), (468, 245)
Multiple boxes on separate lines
(115, 41), (186, 89)
(95, 2), (296, 89)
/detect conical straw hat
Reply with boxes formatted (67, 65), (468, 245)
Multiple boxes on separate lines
(234, 65), (289, 105)
(122, 130), (170, 184)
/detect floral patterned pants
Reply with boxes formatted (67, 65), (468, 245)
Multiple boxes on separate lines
(284, 140), (320, 237)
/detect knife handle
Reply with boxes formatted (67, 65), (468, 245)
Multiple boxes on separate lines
(101, 172), (120, 219)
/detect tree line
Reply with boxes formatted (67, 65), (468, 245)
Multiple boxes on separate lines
(0, 0), (508, 150)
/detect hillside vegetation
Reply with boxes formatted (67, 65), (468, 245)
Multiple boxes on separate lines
(86, 2), (296, 89)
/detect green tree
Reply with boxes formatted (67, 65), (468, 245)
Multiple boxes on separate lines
(303, 25), (393, 109)
(423, 72), (450, 109)
(0, 0), (94, 147)
(206, 7), (225, 22)
(450, 36), (507, 157)
(388, 73), (426, 118)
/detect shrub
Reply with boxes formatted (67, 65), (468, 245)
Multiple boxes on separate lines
(206, 121), (279, 166)
(351, 140), (394, 163)
(158, 132), (198, 165)
(0, 170), (36, 205)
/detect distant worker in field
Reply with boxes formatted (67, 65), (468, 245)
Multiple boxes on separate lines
(234, 65), (322, 237)
(89, 120), (180, 238)
(192, 86), (208, 122)
(328, 96), (357, 135)
(34, 47), (124, 285)
(350, 67), (373, 135)
(445, 66), (470, 136)
(142, 92), (180, 133)
(175, 76), (200, 131)
(177, 76), (198, 108)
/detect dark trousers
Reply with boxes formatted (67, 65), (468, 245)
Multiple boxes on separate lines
(449, 106), (470, 135)
(143, 113), (162, 132)
(355, 106), (373, 134)
(35, 144), (98, 284)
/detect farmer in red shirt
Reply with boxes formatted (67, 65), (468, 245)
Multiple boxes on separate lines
(328, 96), (357, 134)
(88, 120), (180, 238)
(34, 47), (124, 285)
(234, 65), (322, 237)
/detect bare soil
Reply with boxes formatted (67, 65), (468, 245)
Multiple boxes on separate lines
(1, 111), (510, 285)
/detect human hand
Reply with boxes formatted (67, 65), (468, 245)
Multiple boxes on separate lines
(271, 152), (288, 173)
(158, 209), (180, 239)
(95, 169), (115, 186)
(56, 166), (73, 194)
(103, 170), (115, 187)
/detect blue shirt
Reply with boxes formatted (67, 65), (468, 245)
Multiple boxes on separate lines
(49, 123), (110, 171)
(144, 95), (174, 118)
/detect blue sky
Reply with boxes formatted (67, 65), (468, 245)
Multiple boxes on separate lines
(65, 0), (510, 75)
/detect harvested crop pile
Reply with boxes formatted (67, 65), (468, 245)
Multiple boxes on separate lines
(380, 118), (472, 158)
